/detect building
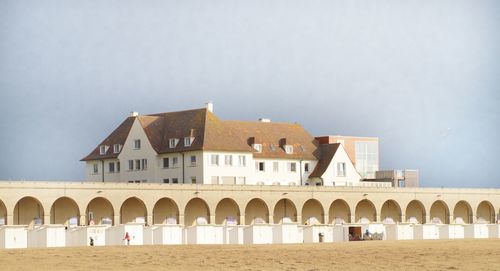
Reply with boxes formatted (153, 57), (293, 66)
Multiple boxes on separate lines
(81, 103), (366, 187)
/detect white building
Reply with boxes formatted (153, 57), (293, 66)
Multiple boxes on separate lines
(82, 103), (364, 186)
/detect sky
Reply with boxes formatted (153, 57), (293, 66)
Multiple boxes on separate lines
(0, 0), (499, 187)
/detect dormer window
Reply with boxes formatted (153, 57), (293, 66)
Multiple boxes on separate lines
(99, 145), (109, 155)
(169, 138), (179, 148)
(285, 145), (293, 154)
(270, 144), (276, 151)
(134, 139), (141, 149)
(184, 137), (194, 147)
(253, 144), (262, 153)
(113, 144), (122, 153)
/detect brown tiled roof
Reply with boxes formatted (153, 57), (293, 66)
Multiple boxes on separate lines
(308, 143), (340, 178)
(224, 120), (320, 160)
(80, 117), (135, 161)
(82, 108), (320, 161)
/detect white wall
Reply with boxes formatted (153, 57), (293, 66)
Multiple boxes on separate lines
(252, 158), (317, 185)
(202, 151), (253, 184)
(318, 144), (361, 186)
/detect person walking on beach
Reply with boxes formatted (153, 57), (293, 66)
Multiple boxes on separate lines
(123, 232), (130, 245)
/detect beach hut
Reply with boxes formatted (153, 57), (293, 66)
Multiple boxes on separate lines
(66, 225), (108, 247)
(186, 225), (224, 244)
(413, 224), (439, 240)
(152, 224), (184, 245)
(364, 223), (386, 240)
(273, 222), (300, 244)
(385, 224), (414, 240)
(303, 225), (333, 243)
(105, 223), (144, 246)
(332, 225), (349, 242)
(0, 225), (28, 249)
(225, 225), (244, 244)
(487, 224), (500, 239)
(439, 224), (464, 239)
(143, 226), (155, 245)
(464, 224), (488, 239)
(28, 225), (66, 248)
(243, 224), (273, 244)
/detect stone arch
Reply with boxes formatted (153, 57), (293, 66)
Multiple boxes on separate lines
(329, 199), (351, 224)
(380, 200), (401, 224)
(50, 197), (80, 226)
(184, 197), (210, 226)
(301, 199), (324, 225)
(244, 198), (269, 225)
(273, 198), (298, 223)
(152, 198), (179, 225)
(476, 201), (495, 223)
(453, 200), (472, 224)
(14, 196), (44, 226)
(215, 198), (241, 225)
(406, 200), (426, 224)
(430, 200), (449, 224)
(120, 197), (147, 224)
(355, 199), (376, 224)
(0, 199), (7, 225)
(86, 197), (114, 225)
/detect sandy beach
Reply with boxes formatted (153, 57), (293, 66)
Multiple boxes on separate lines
(1, 240), (500, 271)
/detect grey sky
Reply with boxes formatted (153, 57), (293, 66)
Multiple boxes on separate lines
(0, 0), (499, 187)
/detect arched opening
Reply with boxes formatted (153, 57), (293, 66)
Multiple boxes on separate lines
(153, 198), (179, 225)
(244, 198), (269, 225)
(476, 201), (494, 223)
(406, 200), (425, 224)
(86, 197), (114, 225)
(120, 197), (147, 224)
(14, 196), (44, 226)
(355, 199), (376, 224)
(184, 198), (210, 226)
(273, 198), (297, 223)
(453, 201), (472, 224)
(215, 198), (240, 225)
(0, 200), (7, 225)
(301, 199), (324, 225)
(430, 200), (449, 224)
(50, 197), (80, 226)
(329, 199), (351, 224)
(380, 200), (401, 224)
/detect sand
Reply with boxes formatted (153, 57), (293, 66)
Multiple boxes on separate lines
(1, 240), (500, 271)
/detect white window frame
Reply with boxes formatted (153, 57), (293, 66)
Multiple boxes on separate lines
(108, 162), (115, 173)
(304, 162), (309, 172)
(113, 144), (122, 153)
(134, 139), (141, 149)
(238, 155), (246, 167)
(163, 157), (169, 168)
(172, 157), (178, 167)
(224, 155), (233, 166)
(169, 138), (179, 148)
(253, 144), (262, 153)
(184, 137), (194, 147)
(285, 145), (293, 154)
(128, 160), (133, 171)
(288, 162), (296, 172)
(99, 145), (108, 155)
(337, 162), (346, 177)
(273, 161), (279, 172)
(190, 155), (196, 166)
(93, 163), (98, 174)
(210, 154), (219, 166)
(256, 161), (265, 172)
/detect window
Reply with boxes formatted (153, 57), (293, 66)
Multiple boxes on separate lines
(355, 141), (379, 178)
(169, 138), (179, 148)
(299, 145), (305, 152)
(237, 177), (246, 185)
(135, 159), (141, 170)
(109, 162), (115, 173)
(134, 139), (141, 149)
(210, 154), (219, 166)
(184, 137), (194, 147)
(256, 162), (265, 172)
(128, 160), (133, 171)
(253, 144), (262, 153)
(285, 145), (293, 154)
(304, 163), (309, 172)
(99, 145), (108, 155)
(273, 162), (279, 172)
(113, 144), (122, 153)
(172, 157), (178, 167)
(225, 155), (233, 166)
(288, 162), (296, 172)
(172, 178), (178, 184)
(93, 163), (98, 174)
(270, 144), (276, 151)
(211, 176), (219, 184)
(141, 159), (147, 170)
(163, 179), (169, 184)
(117, 162), (120, 172)
(163, 157), (169, 168)
(191, 177), (197, 184)
(190, 155), (196, 166)
(128, 180), (134, 183)
(337, 162), (346, 177)
(238, 155), (246, 166)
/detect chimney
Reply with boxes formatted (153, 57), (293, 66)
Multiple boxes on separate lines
(279, 138), (287, 147)
(130, 111), (139, 117)
(205, 101), (214, 113)
(258, 118), (271, 123)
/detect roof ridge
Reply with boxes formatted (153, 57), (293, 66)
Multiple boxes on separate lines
(146, 107), (207, 116)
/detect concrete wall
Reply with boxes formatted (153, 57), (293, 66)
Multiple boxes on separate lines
(1, 181), (499, 227)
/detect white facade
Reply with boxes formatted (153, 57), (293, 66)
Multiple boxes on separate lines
(385, 224), (414, 240)
(106, 223), (144, 245)
(413, 224), (439, 240)
(0, 226), (27, 249)
(318, 144), (362, 186)
(27, 225), (66, 248)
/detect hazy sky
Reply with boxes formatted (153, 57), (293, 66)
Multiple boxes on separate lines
(1, 0), (499, 187)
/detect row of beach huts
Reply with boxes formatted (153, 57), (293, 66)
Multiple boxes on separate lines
(1, 221), (500, 249)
